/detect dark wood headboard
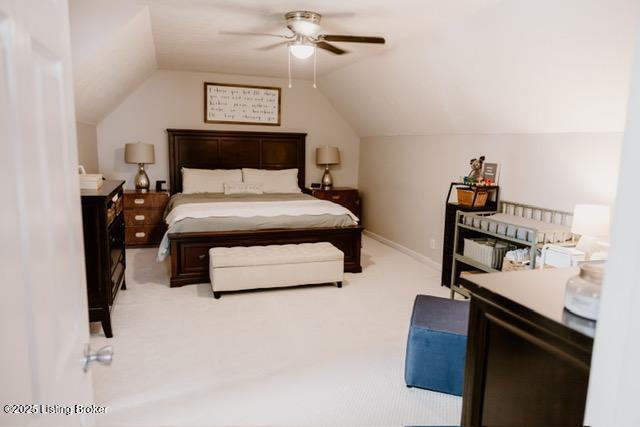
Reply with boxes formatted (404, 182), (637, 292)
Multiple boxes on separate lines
(167, 129), (307, 194)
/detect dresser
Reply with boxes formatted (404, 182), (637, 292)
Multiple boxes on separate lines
(460, 268), (594, 426)
(308, 187), (361, 220)
(124, 190), (170, 247)
(80, 180), (126, 338)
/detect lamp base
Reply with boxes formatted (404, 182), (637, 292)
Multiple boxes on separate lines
(134, 164), (150, 192)
(321, 165), (333, 189)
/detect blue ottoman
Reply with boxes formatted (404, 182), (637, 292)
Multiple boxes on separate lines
(404, 295), (470, 396)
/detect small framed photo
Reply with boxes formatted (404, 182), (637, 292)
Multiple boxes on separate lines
(483, 163), (499, 183)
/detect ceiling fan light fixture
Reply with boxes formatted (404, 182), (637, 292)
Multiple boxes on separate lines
(289, 42), (315, 59)
(290, 20), (320, 36)
(285, 11), (322, 37)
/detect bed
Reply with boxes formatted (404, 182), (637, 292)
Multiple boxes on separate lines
(164, 129), (363, 287)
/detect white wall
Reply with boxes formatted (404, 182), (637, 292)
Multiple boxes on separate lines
(585, 22), (640, 426)
(96, 70), (360, 189)
(75, 121), (99, 173)
(360, 133), (622, 263)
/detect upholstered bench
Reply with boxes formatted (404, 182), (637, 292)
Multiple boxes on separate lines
(404, 294), (470, 396)
(209, 242), (344, 299)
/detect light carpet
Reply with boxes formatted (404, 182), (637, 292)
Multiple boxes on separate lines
(90, 235), (462, 426)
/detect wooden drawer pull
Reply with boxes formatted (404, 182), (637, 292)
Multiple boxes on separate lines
(198, 254), (206, 260)
(134, 214), (145, 221)
(135, 232), (146, 238)
(331, 195), (341, 200)
(134, 198), (145, 205)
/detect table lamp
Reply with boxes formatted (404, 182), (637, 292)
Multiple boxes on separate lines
(572, 204), (610, 258)
(125, 142), (155, 192)
(316, 146), (340, 189)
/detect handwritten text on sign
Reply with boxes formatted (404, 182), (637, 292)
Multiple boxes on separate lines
(205, 83), (281, 125)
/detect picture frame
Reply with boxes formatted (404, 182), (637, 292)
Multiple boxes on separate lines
(204, 82), (281, 126)
(483, 162), (499, 183)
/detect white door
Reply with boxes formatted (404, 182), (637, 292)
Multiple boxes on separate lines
(0, 0), (94, 426)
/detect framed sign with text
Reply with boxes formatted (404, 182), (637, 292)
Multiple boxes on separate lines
(204, 82), (281, 126)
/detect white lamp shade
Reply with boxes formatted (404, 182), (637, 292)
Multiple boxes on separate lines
(571, 204), (610, 237)
(316, 146), (340, 165)
(125, 142), (155, 164)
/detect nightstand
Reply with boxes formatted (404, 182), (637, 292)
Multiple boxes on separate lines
(308, 187), (360, 219)
(123, 190), (170, 247)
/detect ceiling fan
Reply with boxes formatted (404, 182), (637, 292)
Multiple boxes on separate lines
(221, 10), (386, 87)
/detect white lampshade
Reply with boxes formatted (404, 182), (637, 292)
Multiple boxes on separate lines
(125, 142), (155, 164)
(289, 42), (315, 59)
(572, 204), (610, 237)
(316, 146), (340, 165)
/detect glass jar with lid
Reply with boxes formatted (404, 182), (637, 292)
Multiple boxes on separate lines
(564, 262), (605, 321)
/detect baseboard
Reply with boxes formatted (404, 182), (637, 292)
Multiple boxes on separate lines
(363, 230), (442, 272)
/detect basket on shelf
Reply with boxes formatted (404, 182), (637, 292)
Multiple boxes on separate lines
(463, 238), (510, 270)
(457, 188), (488, 208)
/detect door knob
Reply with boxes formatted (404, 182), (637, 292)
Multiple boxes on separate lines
(83, 344), (113, 372)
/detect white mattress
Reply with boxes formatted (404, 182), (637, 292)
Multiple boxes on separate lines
(462, 212), (572, 244)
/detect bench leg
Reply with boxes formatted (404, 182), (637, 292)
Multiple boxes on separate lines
(213, 291), (221, 299)
(336, 281), (342, 288)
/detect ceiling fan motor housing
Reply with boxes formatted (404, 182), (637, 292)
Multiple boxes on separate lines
(285, 11), (322, 37)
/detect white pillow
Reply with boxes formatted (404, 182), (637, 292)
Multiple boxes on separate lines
(242, 168), (301, 193)
(182, 168), (242, 193)
(224, 182), (264, 195)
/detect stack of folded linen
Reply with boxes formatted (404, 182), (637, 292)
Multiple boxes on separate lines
(79, 173), (104, 190)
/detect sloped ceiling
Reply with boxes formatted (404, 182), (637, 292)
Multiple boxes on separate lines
(70, 0), (157, 124)
(319, 0), (640, 136)
(69, 0), (639, 134)
(146, 0), (499, 78)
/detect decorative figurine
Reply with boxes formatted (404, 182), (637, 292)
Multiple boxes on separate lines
(468, 156), (485, 180)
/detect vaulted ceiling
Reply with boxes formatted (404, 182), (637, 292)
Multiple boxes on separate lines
(70, 0), (639, 135)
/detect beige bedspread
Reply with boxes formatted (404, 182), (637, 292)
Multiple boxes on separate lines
(157, 192), (357, 260)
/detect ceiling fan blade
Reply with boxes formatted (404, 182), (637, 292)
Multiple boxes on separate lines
(219, 31), (291, 39)
(256, 41), (289, 51)
(321, 35), (386, 44)
(316, 41), (347, 55)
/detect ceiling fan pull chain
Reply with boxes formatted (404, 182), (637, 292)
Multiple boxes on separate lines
(288, 48), (292, 88)
(313, 46), (317, 88)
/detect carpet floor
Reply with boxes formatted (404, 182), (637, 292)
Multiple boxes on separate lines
(90, 235), (462, 426)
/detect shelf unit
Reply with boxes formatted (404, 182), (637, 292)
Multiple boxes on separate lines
(80, 180), (126, 338)
(441, 182), (500, 289)
(449, 201), (575, 299)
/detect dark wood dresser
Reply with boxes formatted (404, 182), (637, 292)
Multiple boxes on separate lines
(124, 190), (169, 247)
(80, 180), (126, 338)
(309, 187), (360, 219)
(460, 268), (594, 426)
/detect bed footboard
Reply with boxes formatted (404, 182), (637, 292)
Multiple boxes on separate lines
(168, 226), (363, 287)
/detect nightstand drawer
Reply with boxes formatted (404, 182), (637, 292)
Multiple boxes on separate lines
(123, 192), (168, 208)
(328, 193), (348, 202)
(125, 225), (165, 245)
(310, 188), (360, 219)
(124, 209), (164, 226)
